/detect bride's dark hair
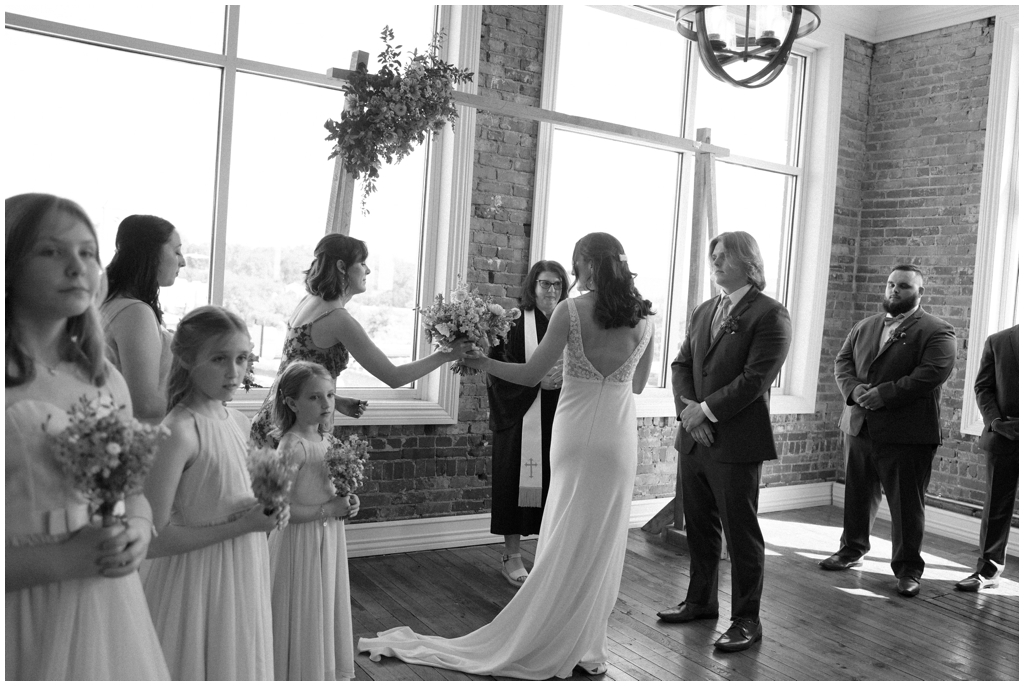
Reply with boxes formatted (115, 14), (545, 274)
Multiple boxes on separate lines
(572, 232), (654, 329)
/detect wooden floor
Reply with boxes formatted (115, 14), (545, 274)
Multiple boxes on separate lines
(350, 505), (1019, 681)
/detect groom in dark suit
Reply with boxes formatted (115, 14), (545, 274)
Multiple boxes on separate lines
(956, 324), (1018, 591)
(821, 264), (956, 598)
(658, 231), (791, 653)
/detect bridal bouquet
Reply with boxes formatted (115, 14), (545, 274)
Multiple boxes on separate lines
(324, 433), (370, 497)
(324, 26), (474, 210)
(48, 393), (168, 526)
(246, 446), (297, 529)
(417, 281), (521, 375)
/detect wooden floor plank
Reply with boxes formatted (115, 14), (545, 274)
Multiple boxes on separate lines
(349, 505), (1017, 681)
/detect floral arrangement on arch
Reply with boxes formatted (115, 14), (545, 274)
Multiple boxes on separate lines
(324, 26), (474, 211)
(417, 281), (521, 376)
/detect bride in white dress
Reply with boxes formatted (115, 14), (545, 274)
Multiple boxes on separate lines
(358, 232), (655, 679)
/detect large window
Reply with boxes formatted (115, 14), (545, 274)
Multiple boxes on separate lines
(535, 5), (840, 416)
(5, 5), (481, 423)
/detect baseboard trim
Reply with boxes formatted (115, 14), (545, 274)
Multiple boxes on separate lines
(347, 481), (835, 558)
(832, 482), (1019, 559)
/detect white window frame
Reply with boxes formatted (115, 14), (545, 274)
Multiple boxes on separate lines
(533, 5), (842, 417)
(5, 5), (482, 425)
(961, 7), (1019, 436)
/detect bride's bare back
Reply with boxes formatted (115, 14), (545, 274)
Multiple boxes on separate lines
(571, 294), (648, 378)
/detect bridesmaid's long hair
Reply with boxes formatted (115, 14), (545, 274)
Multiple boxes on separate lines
(571, 232), (653, 329)
(5, 193), (108, 388)
(104, 214), (176, 325)
(166, 306), (250, 410)
(305, 234), (369, 301)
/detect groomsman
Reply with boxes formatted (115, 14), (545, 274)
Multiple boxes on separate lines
(822, 265), (956, 598)
(659, 231), (792, 653)
(956, 324), (1018, 591)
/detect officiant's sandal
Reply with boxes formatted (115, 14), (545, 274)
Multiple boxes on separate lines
(500, 553), (528, 588)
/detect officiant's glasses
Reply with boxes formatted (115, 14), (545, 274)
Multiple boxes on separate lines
(537, 280), (562, 291)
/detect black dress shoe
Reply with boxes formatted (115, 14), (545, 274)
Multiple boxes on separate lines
(818, 552), (863, 571)
(896, 576), (921, 597)
(955, 573), (999, 592)
(714, 619), (762, 653)
(656, 602), (719, 623)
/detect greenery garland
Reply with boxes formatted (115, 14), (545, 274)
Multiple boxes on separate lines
(324, 27), (474, 211)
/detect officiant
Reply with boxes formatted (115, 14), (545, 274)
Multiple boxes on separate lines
(486, 260), (569, 588)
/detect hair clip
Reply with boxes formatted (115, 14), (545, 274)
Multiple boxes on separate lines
(618, 254), (627, 262)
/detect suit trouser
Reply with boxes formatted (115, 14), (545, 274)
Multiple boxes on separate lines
(976, 444), (1020, 577)
(680, 445), (764, 621)
(839, 427), (936, 578)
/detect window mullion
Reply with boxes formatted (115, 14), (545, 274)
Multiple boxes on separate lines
(208, 5), (239, 306)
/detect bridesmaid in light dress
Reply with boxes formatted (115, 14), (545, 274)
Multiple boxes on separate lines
(5, 193), (169, 680)
(142, 306), (282, 680)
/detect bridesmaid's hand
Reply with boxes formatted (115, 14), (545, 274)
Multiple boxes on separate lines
(97, 516), (153, 578)
(345, 494), (360, 519)
(336, 396), (368, 419)
(443, 338), (477, 362)
(61, 523), (127, 578)
(241, 502), (284, 534)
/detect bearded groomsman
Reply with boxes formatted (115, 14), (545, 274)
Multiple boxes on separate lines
(956, 324), (1018, 591)
(822, 265), (956, 598)
(659, 231), (791, 653)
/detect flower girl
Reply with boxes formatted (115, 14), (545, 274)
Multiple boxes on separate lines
(268, 360), (360, 680)
(142, 305), (281, 679)
(5, 193), (169, 679)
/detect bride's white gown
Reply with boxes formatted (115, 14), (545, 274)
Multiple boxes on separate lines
(359, 299), (652, 679)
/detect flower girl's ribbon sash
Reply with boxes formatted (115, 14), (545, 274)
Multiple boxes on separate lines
(518, 310), (543, 509)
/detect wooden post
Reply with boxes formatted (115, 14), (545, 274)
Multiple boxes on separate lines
(643, 129), (721, 560)
(324, 50), (369, 236)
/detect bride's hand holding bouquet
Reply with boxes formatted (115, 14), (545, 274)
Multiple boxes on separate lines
(418, 281), (521, 376)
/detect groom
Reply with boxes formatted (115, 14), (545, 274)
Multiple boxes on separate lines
(659, 231), (792, 653)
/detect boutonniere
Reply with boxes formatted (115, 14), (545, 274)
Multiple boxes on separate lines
(720, 315), (740, 335)
(886, 330), (907, 345)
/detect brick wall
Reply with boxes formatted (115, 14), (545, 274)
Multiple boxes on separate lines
(352, 10), (1004, 524)
(851, 18), (996, 509)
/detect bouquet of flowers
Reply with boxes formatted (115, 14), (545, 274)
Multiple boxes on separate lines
(48, 393), (168, 526)
(324, 433), (370, 497)
(246, 446), (297, 529)
(242, 352), (261, 392)
(417, 281), (521, 376)
(324, 26), (474, 211)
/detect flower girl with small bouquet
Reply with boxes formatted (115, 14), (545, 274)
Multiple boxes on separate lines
(5, 193), (169, 679)
(267, 360), (364, 680)
(141, 305), (282, 680)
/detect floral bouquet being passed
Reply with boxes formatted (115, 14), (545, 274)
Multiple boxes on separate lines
(246, 446), (298, 530)
(417, 281), (521, 376)
(324, 433), (370, 499)
(48, 393), (168, 527)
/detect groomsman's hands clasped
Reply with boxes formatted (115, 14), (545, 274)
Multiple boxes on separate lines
(678, 396), (715, 448)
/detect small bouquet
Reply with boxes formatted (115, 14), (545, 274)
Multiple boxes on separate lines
(324, 433), (370, 497)
(324, 26), (474, 211)
(417, 280), (521, 375)
(48, 393), (168, 526)
(246, 446), (297, 529)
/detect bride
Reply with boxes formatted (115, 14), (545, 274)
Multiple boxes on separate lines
(358, 232), (655, 679)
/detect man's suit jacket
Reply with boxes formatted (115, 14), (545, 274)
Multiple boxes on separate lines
(835, 307), (956, 445)
(975, 324), (1019, 454)
(671, 287), (792, 462)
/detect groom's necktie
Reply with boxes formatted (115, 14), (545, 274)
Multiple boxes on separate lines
(711, 296), (732, 341)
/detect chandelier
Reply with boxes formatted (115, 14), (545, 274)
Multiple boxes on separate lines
(675, 5), (821, 89)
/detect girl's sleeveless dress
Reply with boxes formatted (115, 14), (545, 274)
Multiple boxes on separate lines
(99, 297), (174, 403)
(269, 433), (355, 680)
(141, 405), (274, 680)
(250, 309), (350, 448)
(5, 398), (170, 680)
(359, 299), (652, 679)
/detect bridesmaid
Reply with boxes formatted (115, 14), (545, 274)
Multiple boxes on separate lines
(5, 193), (169, 680)
(100, 214), (185, 424)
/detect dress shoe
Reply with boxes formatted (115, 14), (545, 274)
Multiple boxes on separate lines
(714, 619), (762, 653)
(896, 576), (921, 597)
(656, 602), (719, 623)
(818, 552), (863, 571)
(955, 573), (999, 592)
